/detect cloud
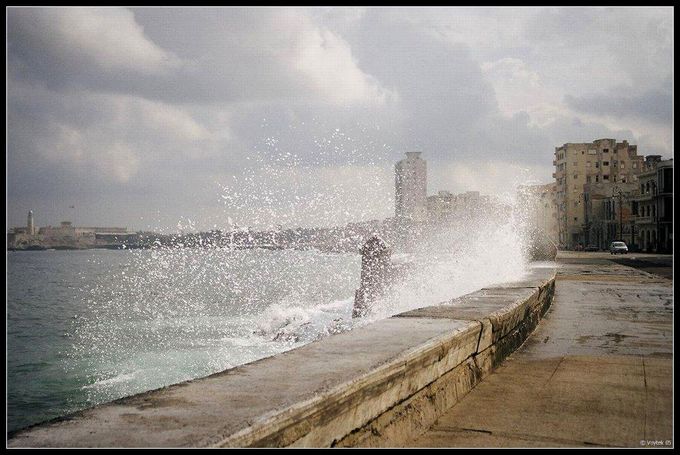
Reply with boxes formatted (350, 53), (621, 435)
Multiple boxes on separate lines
(523, 7), (673, 92)
(7, 79), (227, 192)
(6, 7), (674, 232)
(8, 8), (179, 81)
(564, 79), (673, 124)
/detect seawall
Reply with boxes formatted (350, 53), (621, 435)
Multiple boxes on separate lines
(8, 264), (556, 448)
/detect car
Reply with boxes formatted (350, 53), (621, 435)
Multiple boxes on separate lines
(585, 245), (599, 252)
(609, 241), (628, 254)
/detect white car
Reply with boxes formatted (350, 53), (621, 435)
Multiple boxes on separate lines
(609, 241), (628, 254)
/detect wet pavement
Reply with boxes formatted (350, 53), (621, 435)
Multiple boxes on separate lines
(609, 254), (673, 281)
(407, 251), (673, 448)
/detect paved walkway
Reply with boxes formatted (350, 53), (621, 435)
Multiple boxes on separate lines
(407, 252), (673, 448)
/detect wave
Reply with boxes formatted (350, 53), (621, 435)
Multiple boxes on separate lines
(82, 372), (137, 390)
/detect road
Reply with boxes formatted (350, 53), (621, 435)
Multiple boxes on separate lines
(406, 251), (673, 448)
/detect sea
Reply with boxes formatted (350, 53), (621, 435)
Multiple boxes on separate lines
(7, 216), (528, 433)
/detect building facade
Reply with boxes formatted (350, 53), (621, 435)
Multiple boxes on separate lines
(633, 157), (673, 253)
(395, 152), (427, 221)
(583, 181), (638, 250)
(553, 138), (645, 249)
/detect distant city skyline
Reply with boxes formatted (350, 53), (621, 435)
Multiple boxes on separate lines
(7, 7), (673, 232)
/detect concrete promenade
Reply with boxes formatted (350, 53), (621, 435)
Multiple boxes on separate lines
(407, 252), (673, 448)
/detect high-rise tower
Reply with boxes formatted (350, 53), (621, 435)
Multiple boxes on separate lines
(395, 152), (427, 221)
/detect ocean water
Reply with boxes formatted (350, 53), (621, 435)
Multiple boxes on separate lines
(7, 248), (360, 433)
(7, 215), (529, 433)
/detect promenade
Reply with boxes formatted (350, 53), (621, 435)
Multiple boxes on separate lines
(407, 251), (673, 448)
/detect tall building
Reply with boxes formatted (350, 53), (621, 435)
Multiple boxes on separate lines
(553, 139), (645, 249)
(395, 152), (427, 221)
(633, 157), (673, 253)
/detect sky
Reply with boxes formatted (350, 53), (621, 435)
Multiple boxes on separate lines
(6, 7), (674, 232)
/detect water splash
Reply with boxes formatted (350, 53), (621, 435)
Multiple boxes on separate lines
(62, 126), (536, 419)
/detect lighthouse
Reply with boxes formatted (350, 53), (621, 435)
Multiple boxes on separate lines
(27, 210), (35, 235)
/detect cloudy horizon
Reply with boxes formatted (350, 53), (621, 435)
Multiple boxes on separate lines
(7, 6), (674, 232)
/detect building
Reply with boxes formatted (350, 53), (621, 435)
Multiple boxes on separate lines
(8, 214), (130, 249)
(516, 183), (558, 245)
(633, 157), (673, 253)
(553, 139), (645, 249)
(7, 211), (39, 249)
(395, 152), (427, 221)
(583, 181), (638, 249)
(427, 190), (495, 224)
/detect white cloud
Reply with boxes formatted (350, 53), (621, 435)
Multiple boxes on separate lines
(9, 7), (179, 76)
(480, 57), (561, 125)
(294, 20), (394, 105)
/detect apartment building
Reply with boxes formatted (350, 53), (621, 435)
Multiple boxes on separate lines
(553, 139), (645, 249)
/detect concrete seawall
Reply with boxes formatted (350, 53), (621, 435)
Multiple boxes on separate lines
(8, 265), (556, 448)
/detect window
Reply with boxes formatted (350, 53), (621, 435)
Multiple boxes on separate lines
(573, 174), (578, 179)
(633, 162), (637, 168)
(586, 161), (591, 168)
(588, 149), (597, 155)
(603, 175), (609, 181)
(613, 175), (617, 182)
(613, 160), (618, 167)
(596, 162), (600, 168)
(596, 175), (600, 182)
(641, 184), (645, 193)
(587, 176), (592, 183)
(603, 161), (609, 166)
(620, 162), (625, 169)
(603, 149), (609, 153)
(574, 217), (578, 221)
